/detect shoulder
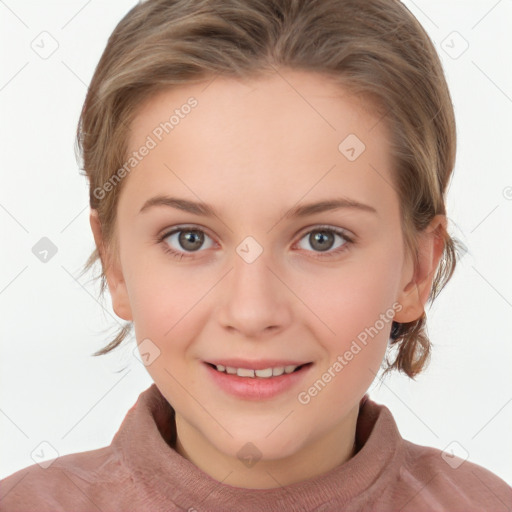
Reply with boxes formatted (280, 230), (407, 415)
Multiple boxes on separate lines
(0, 446), (135, 512)
(395, 438), (512, 511)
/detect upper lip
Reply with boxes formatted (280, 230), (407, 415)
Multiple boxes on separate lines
(205, 359), (312, 370)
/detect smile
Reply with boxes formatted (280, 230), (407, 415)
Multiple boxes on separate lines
(208, 363), (309, 378)
(204, 361), (314, 400)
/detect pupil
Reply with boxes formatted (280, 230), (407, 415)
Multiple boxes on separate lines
(310, 231), (334, 252)
(179, 230), (204, 251)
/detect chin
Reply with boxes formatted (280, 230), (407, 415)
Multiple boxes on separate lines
(209, 425), (306, 462)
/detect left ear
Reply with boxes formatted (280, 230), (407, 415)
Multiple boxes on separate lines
(394, 215), (447, 323)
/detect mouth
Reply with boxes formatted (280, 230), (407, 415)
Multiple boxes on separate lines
(205, 362), (312, 378)
(203, 360), (314, 400)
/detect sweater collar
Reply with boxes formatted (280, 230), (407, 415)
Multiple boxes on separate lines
(112, 384), (403, 511)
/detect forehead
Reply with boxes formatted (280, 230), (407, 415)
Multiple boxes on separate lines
(129, 70), (387, 145)
(122, 70), (397, 220)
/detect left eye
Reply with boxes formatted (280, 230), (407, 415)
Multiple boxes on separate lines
(296, 228), (350, 253)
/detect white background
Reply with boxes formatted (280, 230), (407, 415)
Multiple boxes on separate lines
(1, 0), (511, 489)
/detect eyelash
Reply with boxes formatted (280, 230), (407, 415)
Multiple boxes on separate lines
(155, 225), (355, 261)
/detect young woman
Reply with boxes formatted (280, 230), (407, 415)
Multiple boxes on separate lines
(1, 0), (510, 510)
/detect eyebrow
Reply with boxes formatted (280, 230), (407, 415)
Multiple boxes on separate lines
(139, 195), (377, 218)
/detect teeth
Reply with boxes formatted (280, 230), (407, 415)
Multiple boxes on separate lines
(255, 368), (273, 378)
(214, 364), (302, 377)
(237, 368), (255, 378)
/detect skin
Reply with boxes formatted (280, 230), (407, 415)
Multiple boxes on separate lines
(90, 69), (445, 489)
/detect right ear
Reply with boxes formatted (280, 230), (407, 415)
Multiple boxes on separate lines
(89, 209), (133, 321)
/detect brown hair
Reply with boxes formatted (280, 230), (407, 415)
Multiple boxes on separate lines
(77, 0), (465, 378)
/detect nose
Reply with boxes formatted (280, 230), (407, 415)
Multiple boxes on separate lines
(217, 248), (293, 338)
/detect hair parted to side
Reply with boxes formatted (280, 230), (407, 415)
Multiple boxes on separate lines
(77, 0), (465, 378)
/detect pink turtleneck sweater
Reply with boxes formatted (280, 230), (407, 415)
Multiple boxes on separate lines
(1, 384), (510, 511)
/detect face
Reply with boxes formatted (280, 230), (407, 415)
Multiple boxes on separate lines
(92, 69), (442, 487)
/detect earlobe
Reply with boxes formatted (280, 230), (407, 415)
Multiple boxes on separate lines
(394, 215), (447, 324)
(89, 209), (133, 322)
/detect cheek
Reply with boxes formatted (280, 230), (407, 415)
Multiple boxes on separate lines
(128, 276), (199, 339)
(123, 252), (215, 353)
(294, 257), (400, 411)
(316, 253), (399, 308)
(121, 237), (186, 316)
(295, 248), (402, 355)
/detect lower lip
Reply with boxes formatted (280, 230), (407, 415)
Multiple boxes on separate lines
(204, 363), (313, 400)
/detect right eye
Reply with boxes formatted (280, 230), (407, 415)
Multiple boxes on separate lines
(158, 226), (215, 259)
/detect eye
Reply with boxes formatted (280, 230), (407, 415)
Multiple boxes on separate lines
(296, 226), (353, 257)
(156, 225), (354, 261)
(158, 226), (215, 259)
